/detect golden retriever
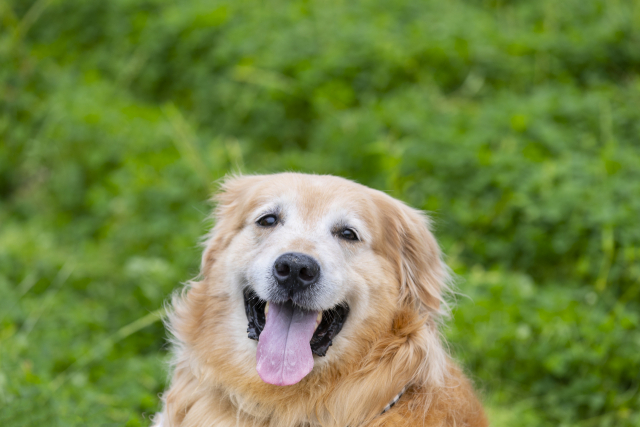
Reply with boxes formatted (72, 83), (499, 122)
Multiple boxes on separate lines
(153, 173), (487, 427)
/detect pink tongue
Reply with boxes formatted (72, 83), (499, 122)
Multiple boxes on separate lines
(256, 301), (319, 386)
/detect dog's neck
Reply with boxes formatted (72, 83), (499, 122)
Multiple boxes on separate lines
(154, 384), (407, 427)
(220, 381), (409, 427)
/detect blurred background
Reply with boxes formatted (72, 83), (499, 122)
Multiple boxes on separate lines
(1, 0), (639, 425)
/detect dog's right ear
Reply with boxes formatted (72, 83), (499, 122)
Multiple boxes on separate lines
(200, 174), (263, 277)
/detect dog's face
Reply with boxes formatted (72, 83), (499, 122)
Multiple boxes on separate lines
(196, 173), (447, 388)
(241, 176), (375, 313)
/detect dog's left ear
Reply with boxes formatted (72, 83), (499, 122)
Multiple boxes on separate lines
(377, 196), (450, 316)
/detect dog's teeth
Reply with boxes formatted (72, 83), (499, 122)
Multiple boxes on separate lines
(316, 312), (322, 328)
(265, 302), (269, 316)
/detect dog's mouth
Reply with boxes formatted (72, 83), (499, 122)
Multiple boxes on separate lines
(243, 288), (349, 386)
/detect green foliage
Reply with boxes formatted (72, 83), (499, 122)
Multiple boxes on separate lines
(1, 0), (639, 425)
(449, 268), (640, 426)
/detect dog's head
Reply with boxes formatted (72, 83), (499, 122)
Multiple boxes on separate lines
(189, 173), (450, 388)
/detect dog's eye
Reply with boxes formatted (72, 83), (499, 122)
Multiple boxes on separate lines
(257, 214), (278, 227)
(339, 228), (359, 241)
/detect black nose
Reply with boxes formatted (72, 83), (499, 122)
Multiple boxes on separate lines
(273, 252), (320, 292)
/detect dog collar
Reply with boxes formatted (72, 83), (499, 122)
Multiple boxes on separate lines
(347, 386), (408, 427)
(380, 385), (407, 415)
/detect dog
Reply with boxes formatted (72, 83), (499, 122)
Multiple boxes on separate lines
(153, 173), (487, 427)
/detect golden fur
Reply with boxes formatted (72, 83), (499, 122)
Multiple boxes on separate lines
(155, 173), (487, 427)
